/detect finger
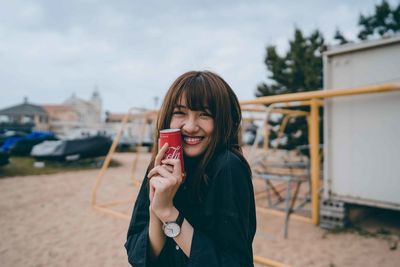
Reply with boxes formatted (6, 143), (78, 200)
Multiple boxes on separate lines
(148, 164), (167, 178)
(152, 166), (178, 186)
(156, 166), (176, 179)
(149, 181), (155, 201)
(161, 164), (174, 173)
(161, 158), (183, 181)
(148, 165), (163, 178)
(148, 165), (175, 179)
(150, 176), (167, 192)
(148, 167), (157, 178)
(155, 142), (169, 166)
(149, 175), (159, 201)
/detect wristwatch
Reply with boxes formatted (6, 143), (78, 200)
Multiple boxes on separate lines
(162, 211), (184, 238)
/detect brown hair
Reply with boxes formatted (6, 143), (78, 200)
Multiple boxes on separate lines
(149, 70), (250, 199)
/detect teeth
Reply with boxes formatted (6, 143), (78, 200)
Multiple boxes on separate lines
(184, 136), (203, 144)
(184, 137), (202, 142)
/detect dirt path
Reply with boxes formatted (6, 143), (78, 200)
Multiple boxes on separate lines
(0, 152), (399, 267)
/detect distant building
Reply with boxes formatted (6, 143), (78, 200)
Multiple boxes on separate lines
(0, 89), (104, 136)
(41, 104), (80, 136)
(64, 89), (102, 126)
(0, 97), (49, 132)
(42, 89), (103, 136)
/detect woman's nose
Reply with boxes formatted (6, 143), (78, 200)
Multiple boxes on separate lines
(182, 117), (199, 133)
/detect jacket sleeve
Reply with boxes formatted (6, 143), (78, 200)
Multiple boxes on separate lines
(187, 153), (256, 267)
(125, 175), (166, 267)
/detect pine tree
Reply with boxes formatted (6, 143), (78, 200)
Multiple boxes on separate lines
(358, 0), (400, 40)
(256, 29), (325, 150)
(333, 1), (400, 45)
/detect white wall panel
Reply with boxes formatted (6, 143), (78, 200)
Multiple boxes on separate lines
(324, 37), (400, 209)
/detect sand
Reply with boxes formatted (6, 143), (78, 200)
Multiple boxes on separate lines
(0, 152), (399, 267)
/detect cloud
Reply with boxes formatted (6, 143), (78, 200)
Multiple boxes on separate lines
(0, 0), (385, 112)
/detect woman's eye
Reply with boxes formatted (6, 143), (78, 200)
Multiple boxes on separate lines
(172, 110), (185, 115)
(200, 112), (213, 118)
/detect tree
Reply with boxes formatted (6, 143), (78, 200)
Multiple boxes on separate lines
(333, 1), (400, 45)
(256, 28), (325, 150)
(334, 29), (350, 45)
(358, 0), (400, 40)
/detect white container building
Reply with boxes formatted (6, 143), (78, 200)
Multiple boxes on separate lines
(323, 35), (400, 211)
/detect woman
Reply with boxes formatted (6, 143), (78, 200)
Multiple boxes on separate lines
(125, 71), (256, 267)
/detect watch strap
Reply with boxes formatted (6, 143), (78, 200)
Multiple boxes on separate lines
(163, 211), (184, 226)
(175, 211), (184, 227)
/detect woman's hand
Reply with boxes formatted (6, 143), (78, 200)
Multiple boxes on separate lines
(148, 143), (168, 203)
(148, 143), (183, 222)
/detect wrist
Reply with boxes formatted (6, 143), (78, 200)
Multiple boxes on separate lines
(158, 207), (179, 223)
(149, 208), (163, 225)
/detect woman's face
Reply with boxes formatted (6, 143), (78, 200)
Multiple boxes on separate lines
(169, 95), (214, 158)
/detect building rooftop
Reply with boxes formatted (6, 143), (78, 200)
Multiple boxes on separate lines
(0, 101), (47, 116)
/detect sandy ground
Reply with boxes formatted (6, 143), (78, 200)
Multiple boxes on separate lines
(1, 152), (399, 267)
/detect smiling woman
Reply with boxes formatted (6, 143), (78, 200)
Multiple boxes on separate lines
(125, 70), (256, 267)
(170, 97), (214, 158)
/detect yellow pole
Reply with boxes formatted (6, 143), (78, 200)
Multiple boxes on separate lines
(93, 206), (131, 220)
(263, 119), (270, 151)
(240, 83), (400, 105)
(309, 99), (320, 225)
(253, 255), (291, 267)
(256, 206), (313, 224)
(91, 108), (132, 206)
(242, 106), (309, 116)
(129, 117), (148, 184)
(271, 114), (290, 151)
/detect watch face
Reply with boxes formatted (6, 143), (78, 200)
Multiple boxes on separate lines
(163, 222), (180, 238)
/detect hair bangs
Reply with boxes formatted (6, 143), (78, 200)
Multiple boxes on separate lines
(184, 76), (216, 115)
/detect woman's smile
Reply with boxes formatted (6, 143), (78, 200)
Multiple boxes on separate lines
(182, 135), (204, 145)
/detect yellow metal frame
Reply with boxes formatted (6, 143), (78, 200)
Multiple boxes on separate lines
(253, 255), (291, 267)
(241, 82), (400, 225)
(242, 103), (310, 152)
(240, 83), (399, 105)
(244, 103), (313, 226)
(91, 108), (157, 219)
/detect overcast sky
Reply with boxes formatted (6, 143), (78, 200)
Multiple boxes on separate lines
(0, 0), (395, 112)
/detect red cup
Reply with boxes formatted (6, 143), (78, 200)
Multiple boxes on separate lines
(159, 129), (185, 179)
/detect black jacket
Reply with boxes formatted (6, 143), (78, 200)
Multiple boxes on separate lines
(125, 149), (256, 267)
